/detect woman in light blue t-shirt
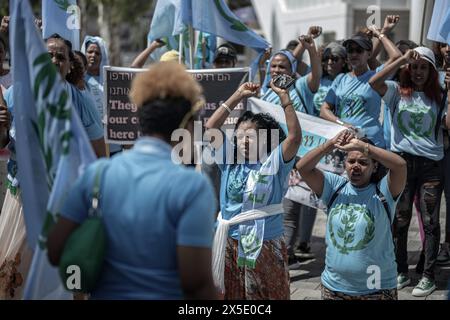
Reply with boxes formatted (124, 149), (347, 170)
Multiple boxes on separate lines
(296, 130), (406, 300)
(369, 46), (450, 297)
(320, 30), (401, 148)
(205, 80), (302, 300)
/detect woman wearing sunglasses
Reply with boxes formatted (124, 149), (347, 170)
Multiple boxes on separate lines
(319, 31), (401, 148)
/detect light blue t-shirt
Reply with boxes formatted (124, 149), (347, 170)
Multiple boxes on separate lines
(217, 142), (294, 240)
(61, 137), (216, 300)
(312, 75), (346, 117)
(261, 75), (314, 114)
(383, 81), (446, 161)
(325, 69), (385, 148)
(4, 84), (104, 186)
(320, 172), (398, 295)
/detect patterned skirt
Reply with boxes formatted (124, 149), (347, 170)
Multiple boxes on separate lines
(224, 236), (290, 300)
(0, 189), (33, 300)
(321, 284), (398, 300)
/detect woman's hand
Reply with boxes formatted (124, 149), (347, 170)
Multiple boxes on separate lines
(334, 137), (367, 153)
(299, 35), (316, 52)
(269, 79), (289, 99)
(0, 16), (9, 34)
(367, 25), (382, 38)
(307, 26), (323, 39)
(236, 82), (260, 99)
(445, 67), (450, 91)
(0, 104), (11, 129)
(259, 47), (272, 66)
(402, 49), (420, 64)
(382, 15), (400, 34)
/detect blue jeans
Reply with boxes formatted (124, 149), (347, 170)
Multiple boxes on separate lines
(283, 197), (317, 256)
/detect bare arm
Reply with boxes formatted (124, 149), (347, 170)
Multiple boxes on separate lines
(269, 82), (302, 162)
(91, 138), (107, 158)
(205, 82), (259, 130)
(368, 15), (400, 70)
(47, 217), (80, 266)
(178, 246), (218, 299)
(296, 130), (349, 196)
(369, 49), (417, 96)
(130, 40), (165, 68)
(335, 138), (407, 198)
(302, 36), (322, 93)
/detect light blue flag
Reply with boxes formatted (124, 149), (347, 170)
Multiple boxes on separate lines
(182, 0), (269, 51)
(439, 8), (450, 44)
(427, 0), (450, 44)
(148, 0), (186, 41)
(42, 0), (80, 50)
(10, 0), (96, 299)
(182, 0), (269, 77)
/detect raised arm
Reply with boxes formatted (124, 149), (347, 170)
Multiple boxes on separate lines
(301, 35), (322, 93)
(296, 130), (349, 197)
(368, 15), (401, 70)
(130, 40), (165, 68)
(269, 81), (302, 162)
(293, 26), (322, 77)
(320, 101), (355, 130)
(369, 49), (418, 96)
(0, 16), (9, 35)
(335, 138), (407, 198)
(205, 82), (259, 130)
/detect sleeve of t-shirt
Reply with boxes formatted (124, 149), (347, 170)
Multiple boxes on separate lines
(75, 90), (104, 140)
(176, 173), (216, 248)
(324, 76), (341, 108)
(319, 171), (347, 210)
(295, 75), (315, 114)
(382, 81), (401, 113)
(60, 161), (105, 224)
(377, 174), (399, 223)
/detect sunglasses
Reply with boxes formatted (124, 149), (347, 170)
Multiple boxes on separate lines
(347, 46), (365, 54)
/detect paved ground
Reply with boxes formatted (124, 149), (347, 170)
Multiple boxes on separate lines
(289, 196), (450, 300)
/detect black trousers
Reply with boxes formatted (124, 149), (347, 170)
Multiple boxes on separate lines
(393, 153), (443, 280)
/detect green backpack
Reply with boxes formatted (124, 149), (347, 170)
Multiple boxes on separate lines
(59, 163), (107, 294)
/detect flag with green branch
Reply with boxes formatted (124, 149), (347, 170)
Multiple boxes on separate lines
(10, 0), (96, 299)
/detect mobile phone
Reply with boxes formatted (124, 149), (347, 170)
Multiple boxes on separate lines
(273, 74), (295, 90)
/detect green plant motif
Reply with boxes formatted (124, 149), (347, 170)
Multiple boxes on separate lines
(240, 229), (262, 255)
(54, 0), (71, 11)
(214, 0), (249, 32)
(339, 94), (366, 119)
(328, 204), (375, 254)
(397, 102), (436, 140)
(33, 53), (58, 100)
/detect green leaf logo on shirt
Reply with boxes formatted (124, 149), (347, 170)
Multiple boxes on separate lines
(339, 93), (367, 119)
(328, 203), (375, 254)
(396, 101), (436, 140)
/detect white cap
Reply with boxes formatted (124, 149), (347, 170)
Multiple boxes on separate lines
(413, 47), (437, 70)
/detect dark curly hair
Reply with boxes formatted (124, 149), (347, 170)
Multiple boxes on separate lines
(232, 111), (286, 163)
(138, 97), (192, 141)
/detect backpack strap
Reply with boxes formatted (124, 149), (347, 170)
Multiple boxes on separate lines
(327, 181), (348, 210)
(375, 184), (391, 223)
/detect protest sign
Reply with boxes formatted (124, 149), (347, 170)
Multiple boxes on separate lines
(248, 97), (346, 210)
(104, 66), (249, 144)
